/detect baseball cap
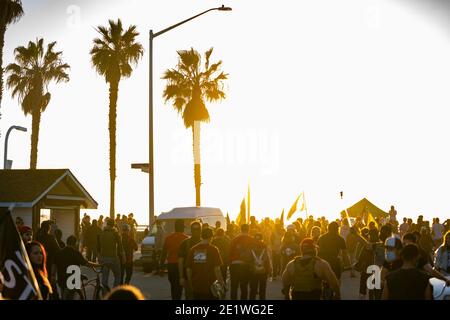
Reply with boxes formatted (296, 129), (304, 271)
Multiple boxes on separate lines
(301, 238), (317, 252)
(19, 226), (32, 234)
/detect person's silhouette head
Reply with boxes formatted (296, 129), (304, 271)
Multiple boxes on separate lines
(66, 235), (78, 248)
(105, 285), (145, 300)
(191, 221), (202, 238)
(328, 222), (339, 234)
(241, 224), (249, 234)
(175, 219), (184, 233)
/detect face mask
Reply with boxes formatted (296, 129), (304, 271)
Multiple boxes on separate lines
(385, 251), (396, 262)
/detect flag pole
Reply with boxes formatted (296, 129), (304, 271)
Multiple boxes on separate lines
(303, 191), (308, 219)
(247, 182), (250, 223)
(340, 191), (352, 226)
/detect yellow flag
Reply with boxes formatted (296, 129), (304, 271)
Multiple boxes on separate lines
(366, 211), (378, 229)
(280, 209), (285, 226)
(299, 192), (306, 212)
(236, 198), (247, 226)
(287, 195), (300, 220)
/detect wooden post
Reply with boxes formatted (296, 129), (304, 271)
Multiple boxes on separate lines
(74, 207), (80, 238)
(31, 203), (41, 234)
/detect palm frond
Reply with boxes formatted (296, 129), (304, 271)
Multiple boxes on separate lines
(90, 19), (143, 83)
(204, 47), (213, 70)
(162, 46), (227, 126)
(6, 38), (70, 113)
(0, 0), (24, 25)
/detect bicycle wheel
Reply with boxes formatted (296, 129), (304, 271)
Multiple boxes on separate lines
(72, 289), (86, 300)
(93, 284), (104, 300)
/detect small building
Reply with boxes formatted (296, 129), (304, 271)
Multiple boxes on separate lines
(0, 169), (97, 238)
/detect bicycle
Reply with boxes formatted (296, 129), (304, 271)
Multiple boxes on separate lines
(74, 266), (103, 300)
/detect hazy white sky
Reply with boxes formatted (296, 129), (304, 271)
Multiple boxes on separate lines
(1, 0), (450, 224)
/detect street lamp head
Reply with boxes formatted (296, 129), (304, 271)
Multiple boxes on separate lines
(14, 126), (27, 132)
(218, 5), (232, 11)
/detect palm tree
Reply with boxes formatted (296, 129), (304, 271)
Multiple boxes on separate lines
(162, 47), (228, 206)
(90, 19), (143, 219)
(6, 38), (70, 169)
(0, 0), (24, 137)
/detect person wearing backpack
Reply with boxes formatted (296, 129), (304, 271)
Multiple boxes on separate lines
(249, 233), (272, 300)
(282, 238), (341, 300)
(229, 224), (255, 300)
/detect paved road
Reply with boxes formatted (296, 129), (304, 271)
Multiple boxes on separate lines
(83, 266), (361, 300)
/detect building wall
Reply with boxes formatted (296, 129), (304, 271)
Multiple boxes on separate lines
(11, 207), (32, 227)
(51, 209), (76, 241)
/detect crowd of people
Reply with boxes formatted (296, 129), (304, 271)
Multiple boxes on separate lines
(7, 210), (450, 300)
(12, 213), (140, 300)
(156, 210), (450, 300)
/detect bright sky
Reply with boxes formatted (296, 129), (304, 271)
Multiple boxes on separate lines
(1, 0), (450, 224)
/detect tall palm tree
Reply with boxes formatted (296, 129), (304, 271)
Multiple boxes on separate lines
(6, 38), (70, 169)
(163, 48), (228, 206)
(90, 19), (143, 219)
(0, 0), (24, 137)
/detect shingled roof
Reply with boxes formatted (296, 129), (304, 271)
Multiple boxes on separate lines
(0, 169), (97, 208)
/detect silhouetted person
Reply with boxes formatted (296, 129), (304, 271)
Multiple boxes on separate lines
(53, 235), (100, 300)
(121, 225), (138, 284)
(178, 221), (202, 299)
(97, 218), (124, 292)
(382, 244), (432, 300)
(36, 220), (61, 298)
(54, 229), (65, 248)
(229, 224), (254, 300)
(105, 285), (145, 300)
(212, 228), (230, 281)
(86, 219), (102, 262)
(186, 228), (225, 300)
(159, 219), (188, 300)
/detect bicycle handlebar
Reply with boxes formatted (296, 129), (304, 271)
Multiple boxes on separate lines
(91, 266), (103, 274)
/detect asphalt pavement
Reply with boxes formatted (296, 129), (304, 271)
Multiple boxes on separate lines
(82, 266), (361, 300)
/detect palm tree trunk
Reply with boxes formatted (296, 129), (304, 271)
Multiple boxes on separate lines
(0, 25), (5, 137)
(30, 109), (41, 169)
(192, 121), (201, 206)
(108, 80), (119, 219)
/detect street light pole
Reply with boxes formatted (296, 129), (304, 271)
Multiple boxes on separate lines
(3, 125), (27, 169)
(149, 28), (155, 230)
(148, 5), (232, 227)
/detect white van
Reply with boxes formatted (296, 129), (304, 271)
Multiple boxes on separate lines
(157, 207), (226, 234)
(140, 207), (226, 273)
